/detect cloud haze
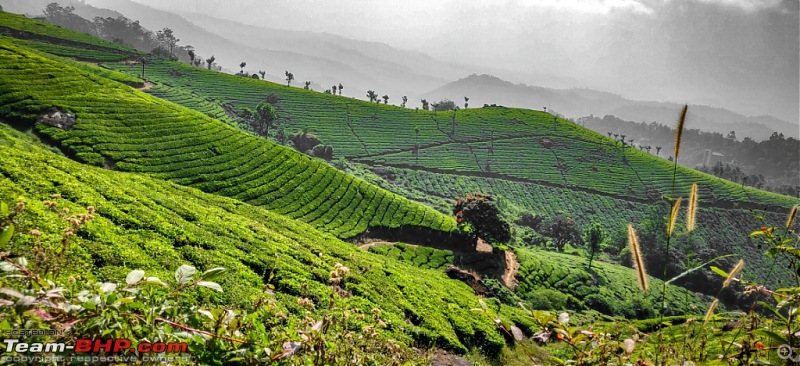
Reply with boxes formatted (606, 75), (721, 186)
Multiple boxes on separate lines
(125, 0), (799, 123)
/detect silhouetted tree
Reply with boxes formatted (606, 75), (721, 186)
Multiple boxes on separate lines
(421, 99), (429, 110)
(366, 90), (378, 103)
(338, 83), (343, 96)
(453, 194), (511, 245)
(155, 28), (179, 57)
(401, 96), (408, 108)
(284, 71), (294, 87)
(332, 85), (337, 94)
(464, 96), (469, 109)
(304, 81), (311, 90)
(382, 95), (389, 104)
(259, 70), (265, 80)
(193, 59), (202, 67)
(187, 49), (195, 66)
(205, 55), (215, 70)
(239, 62), (246, 74)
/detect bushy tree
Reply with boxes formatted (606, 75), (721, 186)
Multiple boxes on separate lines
(401, 96), (408, 108)
(239, 62), (246, 74)
(453, 193), (511, 245)
(539, 213), (583, 252)
(432, 99), (456, 111)
(254, 102), (277, 137)
(421, 99), (429, 110)
(382, 95), (389, 104)
(155, 27), (179, 57)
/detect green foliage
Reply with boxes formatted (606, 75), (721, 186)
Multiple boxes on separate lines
(0, 39), (456, 240)
(453, 193), (511, 244)
(368, 243), (454, 270)
(515, 248), (703, 318)
(0, 11), (136, 54)
(0, 125), (524, 359)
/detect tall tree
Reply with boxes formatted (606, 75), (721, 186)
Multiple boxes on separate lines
(187, 49), (195, 66)
(366, 90), (378, 103)
(205, 55), (215, 70)
(401, 96), (408, 108)
(338, 83), (343, 96)
(239, 62), (246, 75)
(583, 223), (606, 269)
(464, 96), (469, 109)
(284, 71), (294, 87)
(253, 102), (277, 138)
(304, 81), (311, 90)
(332, 85), (337, 95)
(259, 70), (266, 80)
(155, 28), (179, 57)
(382, 95), (389, 104)
(421, 99), (429, 110)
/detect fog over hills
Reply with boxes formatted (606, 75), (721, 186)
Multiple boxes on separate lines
(425, 74), (800, 140)
(2, 0), (796, 140)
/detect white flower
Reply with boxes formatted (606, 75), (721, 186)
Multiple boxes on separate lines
(558, 312), (570, 325)
(622, 338), (635, 354)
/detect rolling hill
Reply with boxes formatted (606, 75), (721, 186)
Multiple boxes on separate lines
(0, 10), (797, 364)
(0, 32), (456, 240)
(95, 49), (798, 297)
(424, 74), (800, 141)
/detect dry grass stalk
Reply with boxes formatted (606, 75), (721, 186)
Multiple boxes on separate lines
(628, 224), (648, 292)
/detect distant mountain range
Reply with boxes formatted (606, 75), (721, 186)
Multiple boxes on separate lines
(424, 74), (799, 141)
(2, 0), (795, 141)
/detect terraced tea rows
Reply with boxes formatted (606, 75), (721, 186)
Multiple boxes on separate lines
(0, 123), (529, 355)
(515, 248), (703, 318)
(0, 39), (456, 238)
(368, 243), (455, 270)
(103, 59), (796, 211)
(0, 11), (137, 55)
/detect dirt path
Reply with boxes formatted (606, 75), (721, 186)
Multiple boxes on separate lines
(502, 250), (519, 290)
(137, 81), (155, 90)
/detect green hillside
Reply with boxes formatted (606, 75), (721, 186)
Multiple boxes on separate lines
(0, 39), (456, 239)
(0, 123), (516, 355)
(98, 56), (797, 290)
(101, 58), (795, 210)
(0, 11), (137, 60)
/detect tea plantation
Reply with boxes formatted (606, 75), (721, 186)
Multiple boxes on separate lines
(0, 38), (456, 239)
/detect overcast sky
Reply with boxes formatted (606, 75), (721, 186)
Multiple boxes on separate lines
(129, 0), (799, 123)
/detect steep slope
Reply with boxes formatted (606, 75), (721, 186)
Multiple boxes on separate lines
(96, 56), (798, 296)
(0, 38), (456, 239)
(0, 123), (511, 354)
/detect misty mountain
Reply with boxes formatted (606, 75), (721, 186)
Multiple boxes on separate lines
(425, 74), (799, 141)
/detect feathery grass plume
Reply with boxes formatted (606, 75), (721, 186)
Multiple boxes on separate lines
(674, 105), (688, 159)
(787, 206), (798, 230)
(686, 183), (698, 232)
(722, 259), (744, 288)
(667, 197), (682, 238)
(627, 224), (649, 292)
(704, 299), (719, 322)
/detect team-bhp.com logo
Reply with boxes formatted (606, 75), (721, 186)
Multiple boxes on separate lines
(779, 344), (800, 362)
(2, 338), (190, 363)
